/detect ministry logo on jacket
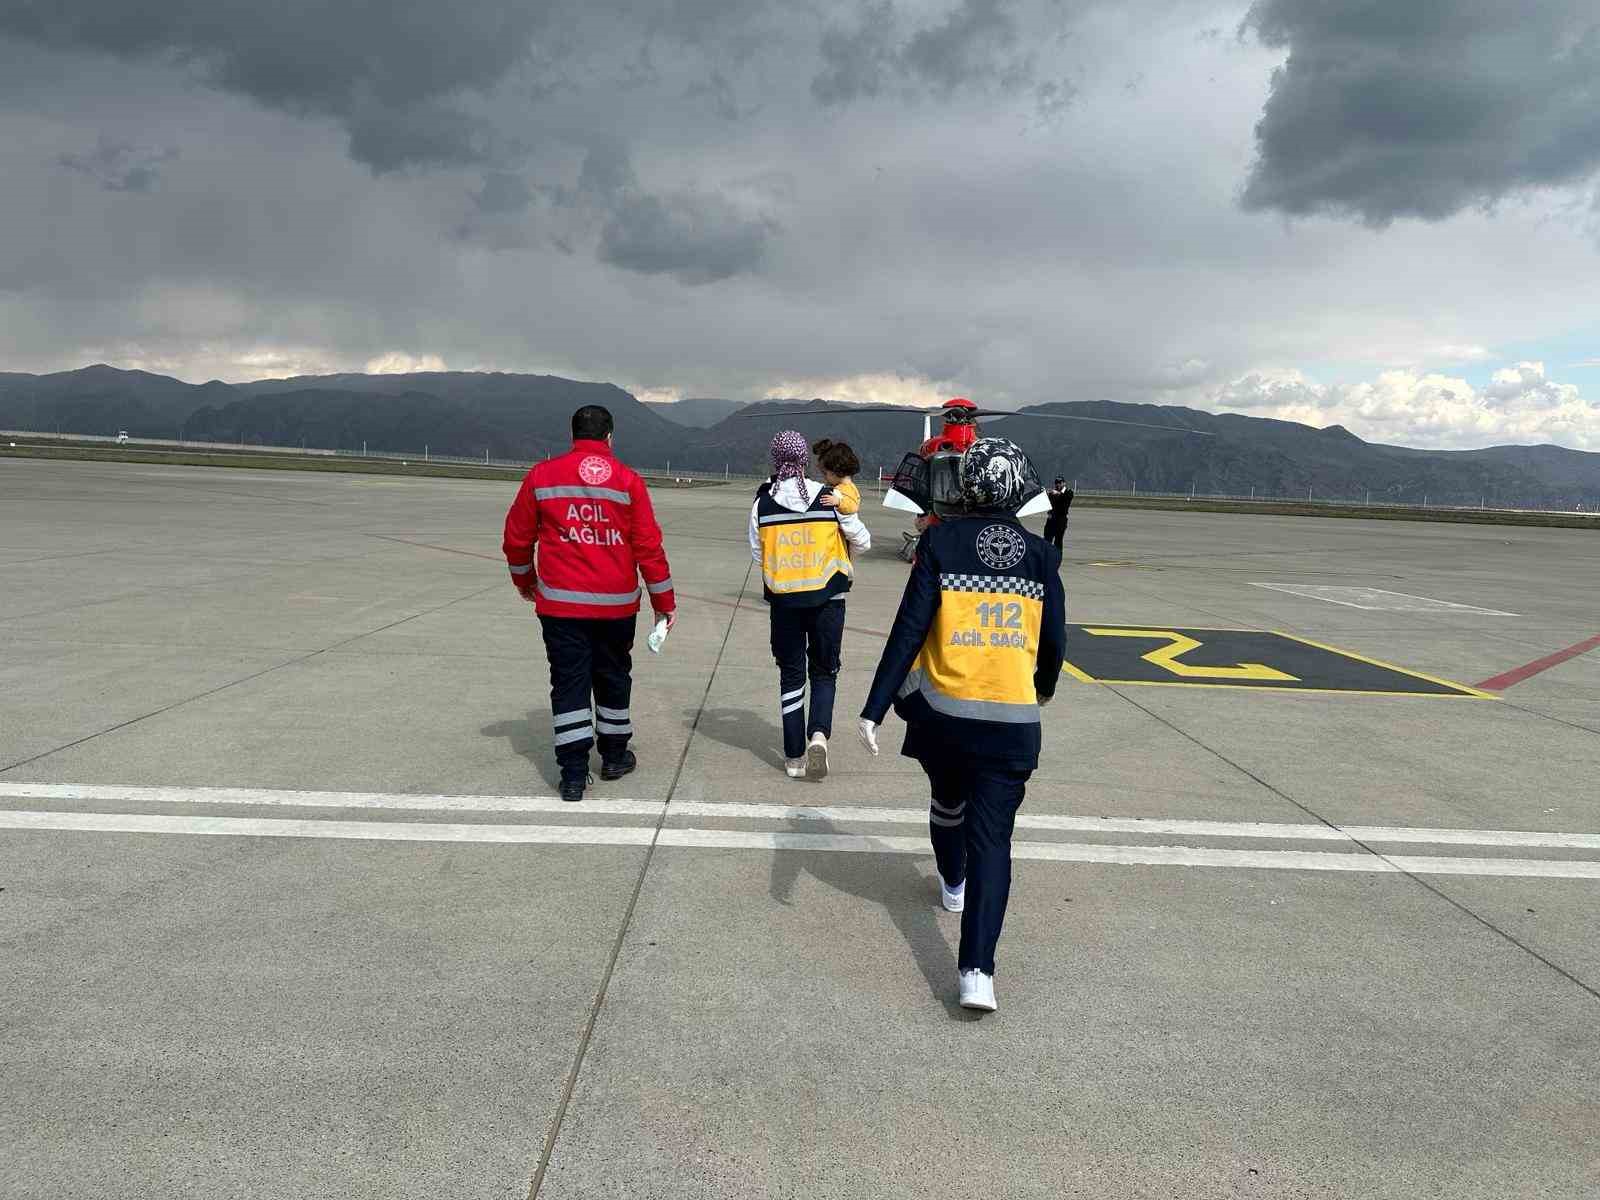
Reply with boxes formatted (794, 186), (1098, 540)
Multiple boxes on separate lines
(975, 524), (1025, 570)
(578, 455), (613, 485)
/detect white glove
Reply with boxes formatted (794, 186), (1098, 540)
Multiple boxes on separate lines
(857, 718), (880, 757)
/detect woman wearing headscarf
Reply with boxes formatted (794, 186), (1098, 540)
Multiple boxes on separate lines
(857, 438), (1066, 1012)
(749, 430), (872, 778)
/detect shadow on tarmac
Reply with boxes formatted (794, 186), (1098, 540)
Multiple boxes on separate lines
(690, 705), (787, 769)
(689, 704), (974, 1018)
(480, 713), (564, 791)
(769, 817), (974, 1022)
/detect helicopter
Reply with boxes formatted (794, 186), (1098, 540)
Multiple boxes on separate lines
(743, 394), (1212, 523)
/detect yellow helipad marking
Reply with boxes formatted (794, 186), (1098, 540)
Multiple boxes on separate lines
(1081, 627), (1299, 682)
(1062, 624), (1491, 698)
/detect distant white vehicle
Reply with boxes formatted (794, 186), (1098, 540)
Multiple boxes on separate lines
(116, 430), (130, 443)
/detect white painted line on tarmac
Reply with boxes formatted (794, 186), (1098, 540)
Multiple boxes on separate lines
(0, 782), (665, 816)
(6, 785), (1600, 850)
(657, 829), (1600, 878)
(4, 810), (1598, 878)
(675, 802), (1600, 850)
(1384, 855), (1600, 879)
(1249, 583), (1518, 615)
(658, 828), (1380, 871)
(0, 811), (657, 845)
(1341, 825), (1600, 850)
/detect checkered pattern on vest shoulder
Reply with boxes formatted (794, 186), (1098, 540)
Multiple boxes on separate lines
(939, 573), (1046, 600)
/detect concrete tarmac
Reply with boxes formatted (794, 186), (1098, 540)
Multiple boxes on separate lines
(3, 457), (1598, 1199)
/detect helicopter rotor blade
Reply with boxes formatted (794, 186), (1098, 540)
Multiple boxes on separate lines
(975, 410), (1214, 436)
(735, 403), (1214, 436)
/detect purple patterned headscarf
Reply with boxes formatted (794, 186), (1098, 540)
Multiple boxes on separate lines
(770, 430), (808, 485)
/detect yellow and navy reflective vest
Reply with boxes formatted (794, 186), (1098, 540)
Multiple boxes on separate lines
(755, 480), (854, 606)
(861, 514), (1067, 769)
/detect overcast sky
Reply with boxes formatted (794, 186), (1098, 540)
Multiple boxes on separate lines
(2, 0), (1598, 448)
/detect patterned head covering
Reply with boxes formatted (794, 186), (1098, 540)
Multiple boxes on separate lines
(960, 438), (1042, 513)
(770, 430), (809, 485)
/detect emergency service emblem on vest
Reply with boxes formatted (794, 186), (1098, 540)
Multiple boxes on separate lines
(756, 482), (853, 604)
(975, 524), (1025, 570)
(578, 455), (613, 485)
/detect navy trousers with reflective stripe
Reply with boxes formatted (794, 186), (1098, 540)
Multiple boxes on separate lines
(538, 615), (636, 778)
(769, 600), (844, 759)
(919, 752), (1030, 976)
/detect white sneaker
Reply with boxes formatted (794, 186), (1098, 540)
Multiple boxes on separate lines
(940, 877), (965, 913)
(805, 732), (829, 779)
(785, 758), (807, 779)
(959, 969), (997, 1012)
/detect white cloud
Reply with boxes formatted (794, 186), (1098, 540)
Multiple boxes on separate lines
(365, 351), (447, 374)
(229, 348), (344, 380)
(1207, 362), (1600, 450)
(763, 372), (954, 408)
(632, 385), (683, 404)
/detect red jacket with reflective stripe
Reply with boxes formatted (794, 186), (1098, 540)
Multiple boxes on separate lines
(502, 440), (676, 620)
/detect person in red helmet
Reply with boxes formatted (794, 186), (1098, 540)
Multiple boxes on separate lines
(898, 399), (979, 559)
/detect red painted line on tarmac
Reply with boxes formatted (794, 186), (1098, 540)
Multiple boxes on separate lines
(1475, 634), (1600, 691)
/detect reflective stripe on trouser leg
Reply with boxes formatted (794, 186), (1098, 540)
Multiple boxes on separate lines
(922, 760), (968, 891)
(804, 599), (845, 739)
(589, 615), (637, 764)
(596, 703), (632, 734)
(957, 766), (1029, 977)
(553, 720), (594, 745)
(540, 615), (595, 774)
(780, 686), (806, 761)
(553, 707), (594, 752)
(770, 607), (810, 761)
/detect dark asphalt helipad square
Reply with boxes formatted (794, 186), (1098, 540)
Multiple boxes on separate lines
(1062, 624), (1492, 696)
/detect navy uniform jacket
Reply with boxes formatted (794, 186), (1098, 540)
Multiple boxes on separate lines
(861, 513), (1067, 771)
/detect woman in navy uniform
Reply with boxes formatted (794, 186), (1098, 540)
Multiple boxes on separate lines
(750, 431), (871, 778)
(857, 439), (1066, 1012)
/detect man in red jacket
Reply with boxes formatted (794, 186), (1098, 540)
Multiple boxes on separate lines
(503, 405), (676, 801)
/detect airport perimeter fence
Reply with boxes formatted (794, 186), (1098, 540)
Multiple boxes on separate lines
(1063, 482), (1600, 518)
(8, 431), (1597, 518)
(631, 464), (1600, 519)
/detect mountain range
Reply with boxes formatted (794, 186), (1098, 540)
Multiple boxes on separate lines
(3, 364), (1598, 509)
(644, 397), (752, 427)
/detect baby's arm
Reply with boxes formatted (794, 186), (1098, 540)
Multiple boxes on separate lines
(835, 479), (860, 514)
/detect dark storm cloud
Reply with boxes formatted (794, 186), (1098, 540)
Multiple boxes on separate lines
(685, 70), (753, 121)
(0, 0), (542, 171)
(1033, 77), (1077, 121)
(473, 171), (533, 215)
(812, 0), (1035, 105)
(902, 0), (1021, 93)
(6, 0), (1598, 454)
(576, 141), (636, 200)
(1241, 0), (1600, 224)
(812, 2), (897, 104)
(58, 136), (178, 192)
(598, 189), (773, 284)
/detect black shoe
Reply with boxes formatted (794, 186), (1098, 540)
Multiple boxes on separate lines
(600, 750), (637, 782)
(559, 773), (591, 803)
